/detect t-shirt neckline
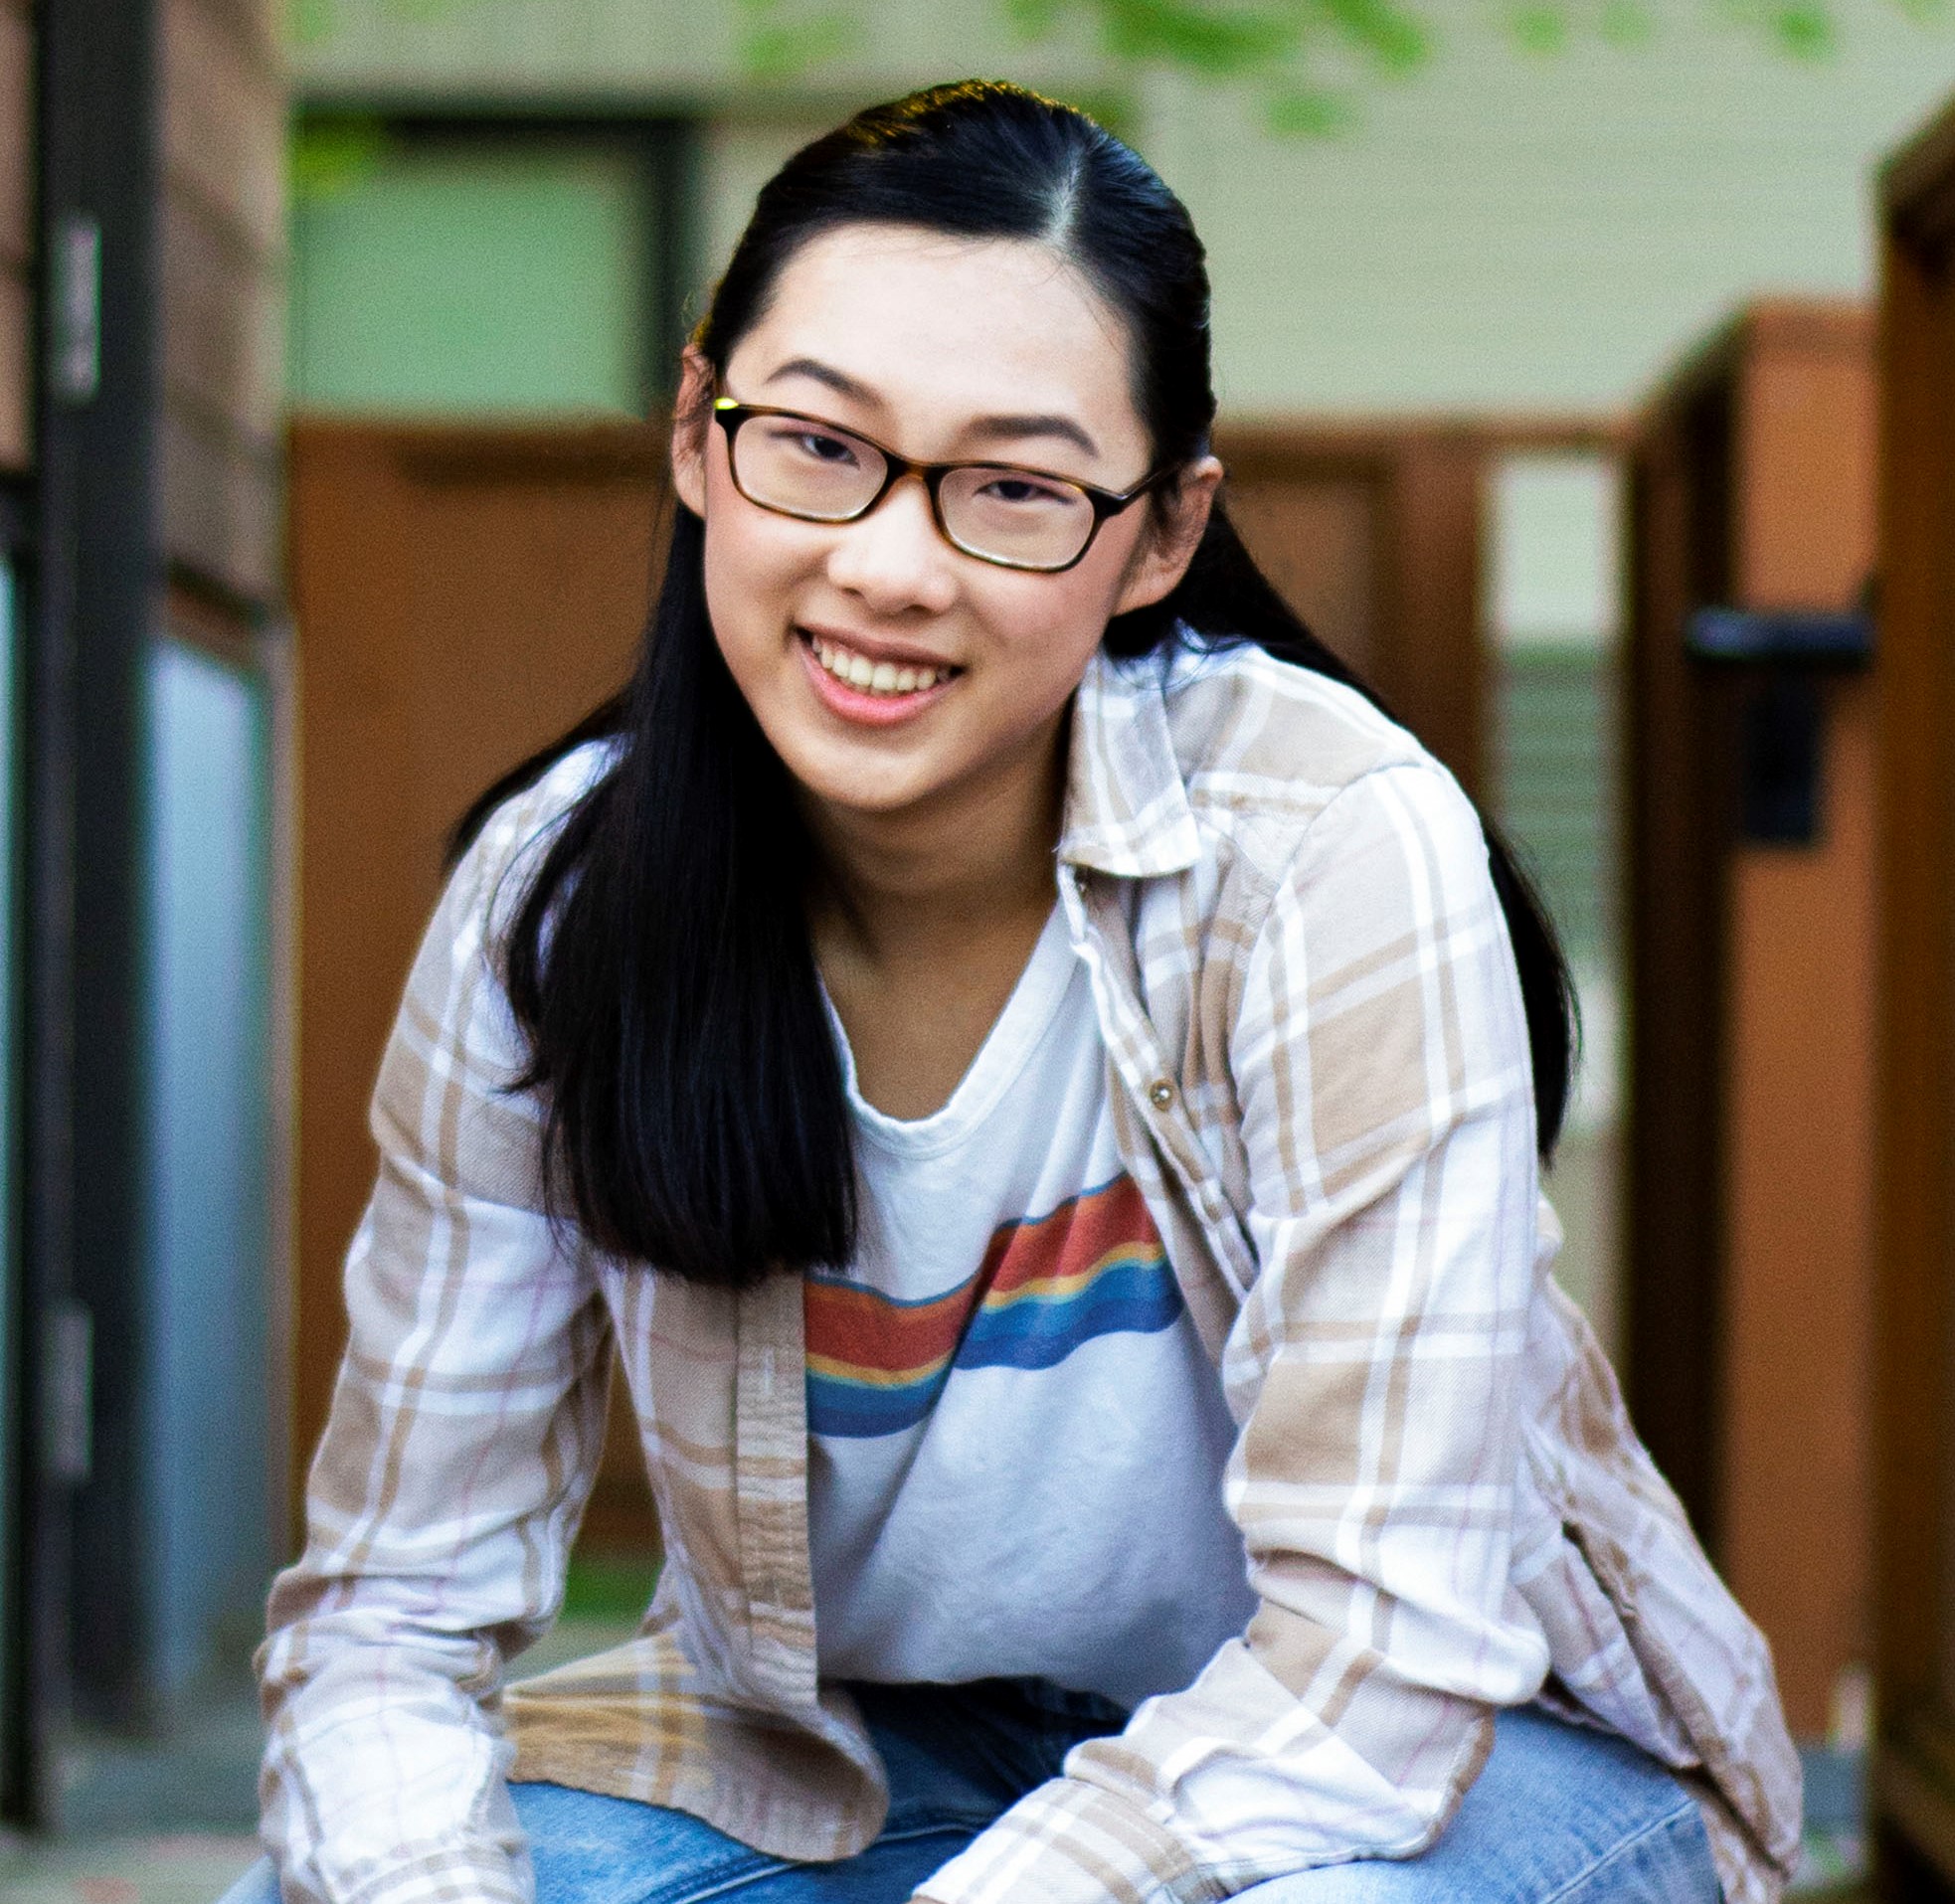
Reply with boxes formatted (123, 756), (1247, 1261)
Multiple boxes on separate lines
(825, 903), (1079, 1160)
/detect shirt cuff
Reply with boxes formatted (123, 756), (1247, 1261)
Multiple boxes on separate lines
(912, 1776), (1228, 1904)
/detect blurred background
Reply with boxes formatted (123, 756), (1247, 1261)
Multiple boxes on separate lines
(4, 0), (1955, 1897)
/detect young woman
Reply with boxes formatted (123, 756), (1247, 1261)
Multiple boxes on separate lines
(238, 82), (1799, 1904)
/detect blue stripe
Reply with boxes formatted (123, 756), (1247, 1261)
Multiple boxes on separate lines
(807, 1257), (1183, 1438)
(956, 1258), (1182, 1373)
(807, 1363), (956, 1439)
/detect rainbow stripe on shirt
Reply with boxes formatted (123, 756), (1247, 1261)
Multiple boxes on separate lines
(803, 1174), (1181, 1439)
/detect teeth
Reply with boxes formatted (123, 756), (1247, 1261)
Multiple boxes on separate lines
(810, 636), (951, 699)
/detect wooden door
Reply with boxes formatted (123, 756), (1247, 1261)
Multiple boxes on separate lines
(1627, 302), (1877, 1745)
(1871, 95), (1955, 1898)
(288, 420), (667, 1555)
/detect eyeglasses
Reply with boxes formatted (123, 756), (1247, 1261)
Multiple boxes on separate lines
(710, 395), (1167, 574)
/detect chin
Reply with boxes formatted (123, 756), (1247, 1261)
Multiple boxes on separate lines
(800, 762), (944, 816)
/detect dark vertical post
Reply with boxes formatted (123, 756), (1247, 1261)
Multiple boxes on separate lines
(1871, 97), (1955, 1892)
(644, 116), (701, 407)
(1623, 377), (1734, 1556)
(28, 0), (159, 1782)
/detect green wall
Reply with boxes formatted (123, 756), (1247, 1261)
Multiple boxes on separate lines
(290, 138), (653, 415)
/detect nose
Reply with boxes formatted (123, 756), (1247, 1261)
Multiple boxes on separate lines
(823, 471), (960, 617)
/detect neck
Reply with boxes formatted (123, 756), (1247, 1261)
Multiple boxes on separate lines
(803, 711), (1068, 965)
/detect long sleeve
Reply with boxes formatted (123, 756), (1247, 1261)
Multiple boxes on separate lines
(258, 783), (615, 1904)
(917, 761), (1552, 1904)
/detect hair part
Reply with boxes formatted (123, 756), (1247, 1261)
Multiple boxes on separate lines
(453, 80), (1577, 1290)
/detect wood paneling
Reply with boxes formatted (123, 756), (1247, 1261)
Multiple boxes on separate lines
(1628, 301), (1876, 1741)
(161, 0), (284, 263)
(160, 0), (284, 600)
(161, 180), (280, 447)
(288, 420), (668, 1554)
(1872, 93), (1955, 1896)
(0, 0), (31, 472)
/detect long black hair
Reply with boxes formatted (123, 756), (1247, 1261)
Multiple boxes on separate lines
(456, 80), (1577, 1290)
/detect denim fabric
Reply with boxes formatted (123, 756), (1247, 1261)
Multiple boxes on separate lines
(219, 1685), (1720, 1904)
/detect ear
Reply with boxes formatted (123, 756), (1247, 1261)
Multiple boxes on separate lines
(1111, 456), (1224, 617)
(670, 346), (717, 517)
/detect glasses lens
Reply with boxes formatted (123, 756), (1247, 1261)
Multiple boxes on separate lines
(730, 414), (886, 521)
(938, 464), (1096, 570)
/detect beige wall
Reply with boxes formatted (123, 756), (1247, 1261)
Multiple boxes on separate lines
(1139, 10), (1955, 414)
(295, 0), (1955, 417)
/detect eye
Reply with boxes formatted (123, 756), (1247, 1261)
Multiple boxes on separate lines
(978, 473), (1078, 507)
(789, 426), (862, 467)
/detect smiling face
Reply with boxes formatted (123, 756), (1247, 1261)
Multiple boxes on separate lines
(670, 222), (1218, 841)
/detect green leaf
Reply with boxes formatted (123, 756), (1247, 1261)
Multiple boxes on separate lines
(738, 9), (859, 77)
(1093, 0), (1302, 75)
(1770, 1), (1836, 56)
(1263, 81), (1355, 133)
(1005, 0), (1068, 35)
(1599, 0), (1655, 47)
(291, 117), (392, 201)
(1311, 0), (1431, 71)
(288, 0), (335, 42)
(1511, 2), (1569, 54)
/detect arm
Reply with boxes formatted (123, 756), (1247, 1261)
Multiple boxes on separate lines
(917, 762), (1552, 1904)
(259, 794), (614, 1904)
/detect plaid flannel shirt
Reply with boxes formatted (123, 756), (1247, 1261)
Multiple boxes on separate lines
(259, 641), (1801, 1904)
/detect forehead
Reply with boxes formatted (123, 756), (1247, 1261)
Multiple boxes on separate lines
(724, 223), (1146, 461)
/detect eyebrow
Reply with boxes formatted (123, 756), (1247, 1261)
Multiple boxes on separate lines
(762, 356), (1103, 459)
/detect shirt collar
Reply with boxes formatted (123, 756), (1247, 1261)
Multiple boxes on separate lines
(1057, 645), (1202, 879)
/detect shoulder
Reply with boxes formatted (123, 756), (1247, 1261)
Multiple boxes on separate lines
(376, 738), (620, 1130)
(1136, 636), (1478, 889)
(452, 737), (622, 942)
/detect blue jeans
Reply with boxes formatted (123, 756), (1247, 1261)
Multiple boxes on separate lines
(221, 1679), (1721, 1901)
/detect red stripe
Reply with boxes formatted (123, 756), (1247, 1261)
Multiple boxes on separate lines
(803, 1176), (1163, 1378)
(979, 1176), (1159, 1298)
(803, 1276), (975, 1373)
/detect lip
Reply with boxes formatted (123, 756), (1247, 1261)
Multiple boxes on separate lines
(796, 626), (961, 728)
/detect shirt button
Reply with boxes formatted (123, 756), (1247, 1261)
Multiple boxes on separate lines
(1149, 1079), (1174, 1110)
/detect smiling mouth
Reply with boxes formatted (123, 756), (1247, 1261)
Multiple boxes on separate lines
(804, 630), (962, 699)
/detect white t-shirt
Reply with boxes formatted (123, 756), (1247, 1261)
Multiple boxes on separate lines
(807, 906), (1257, 1709)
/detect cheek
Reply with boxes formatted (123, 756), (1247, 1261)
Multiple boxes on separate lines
(700, 470), (805, 639)
(978, 550), (1131, 677)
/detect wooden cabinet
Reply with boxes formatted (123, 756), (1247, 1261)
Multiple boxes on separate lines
(1872, 95), (1955, 1898)
(1627, 301), (1877, 1745)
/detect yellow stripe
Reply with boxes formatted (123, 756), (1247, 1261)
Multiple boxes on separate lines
(804, 1351), (952, 1390)
(979, 1243), (1166, 1312)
